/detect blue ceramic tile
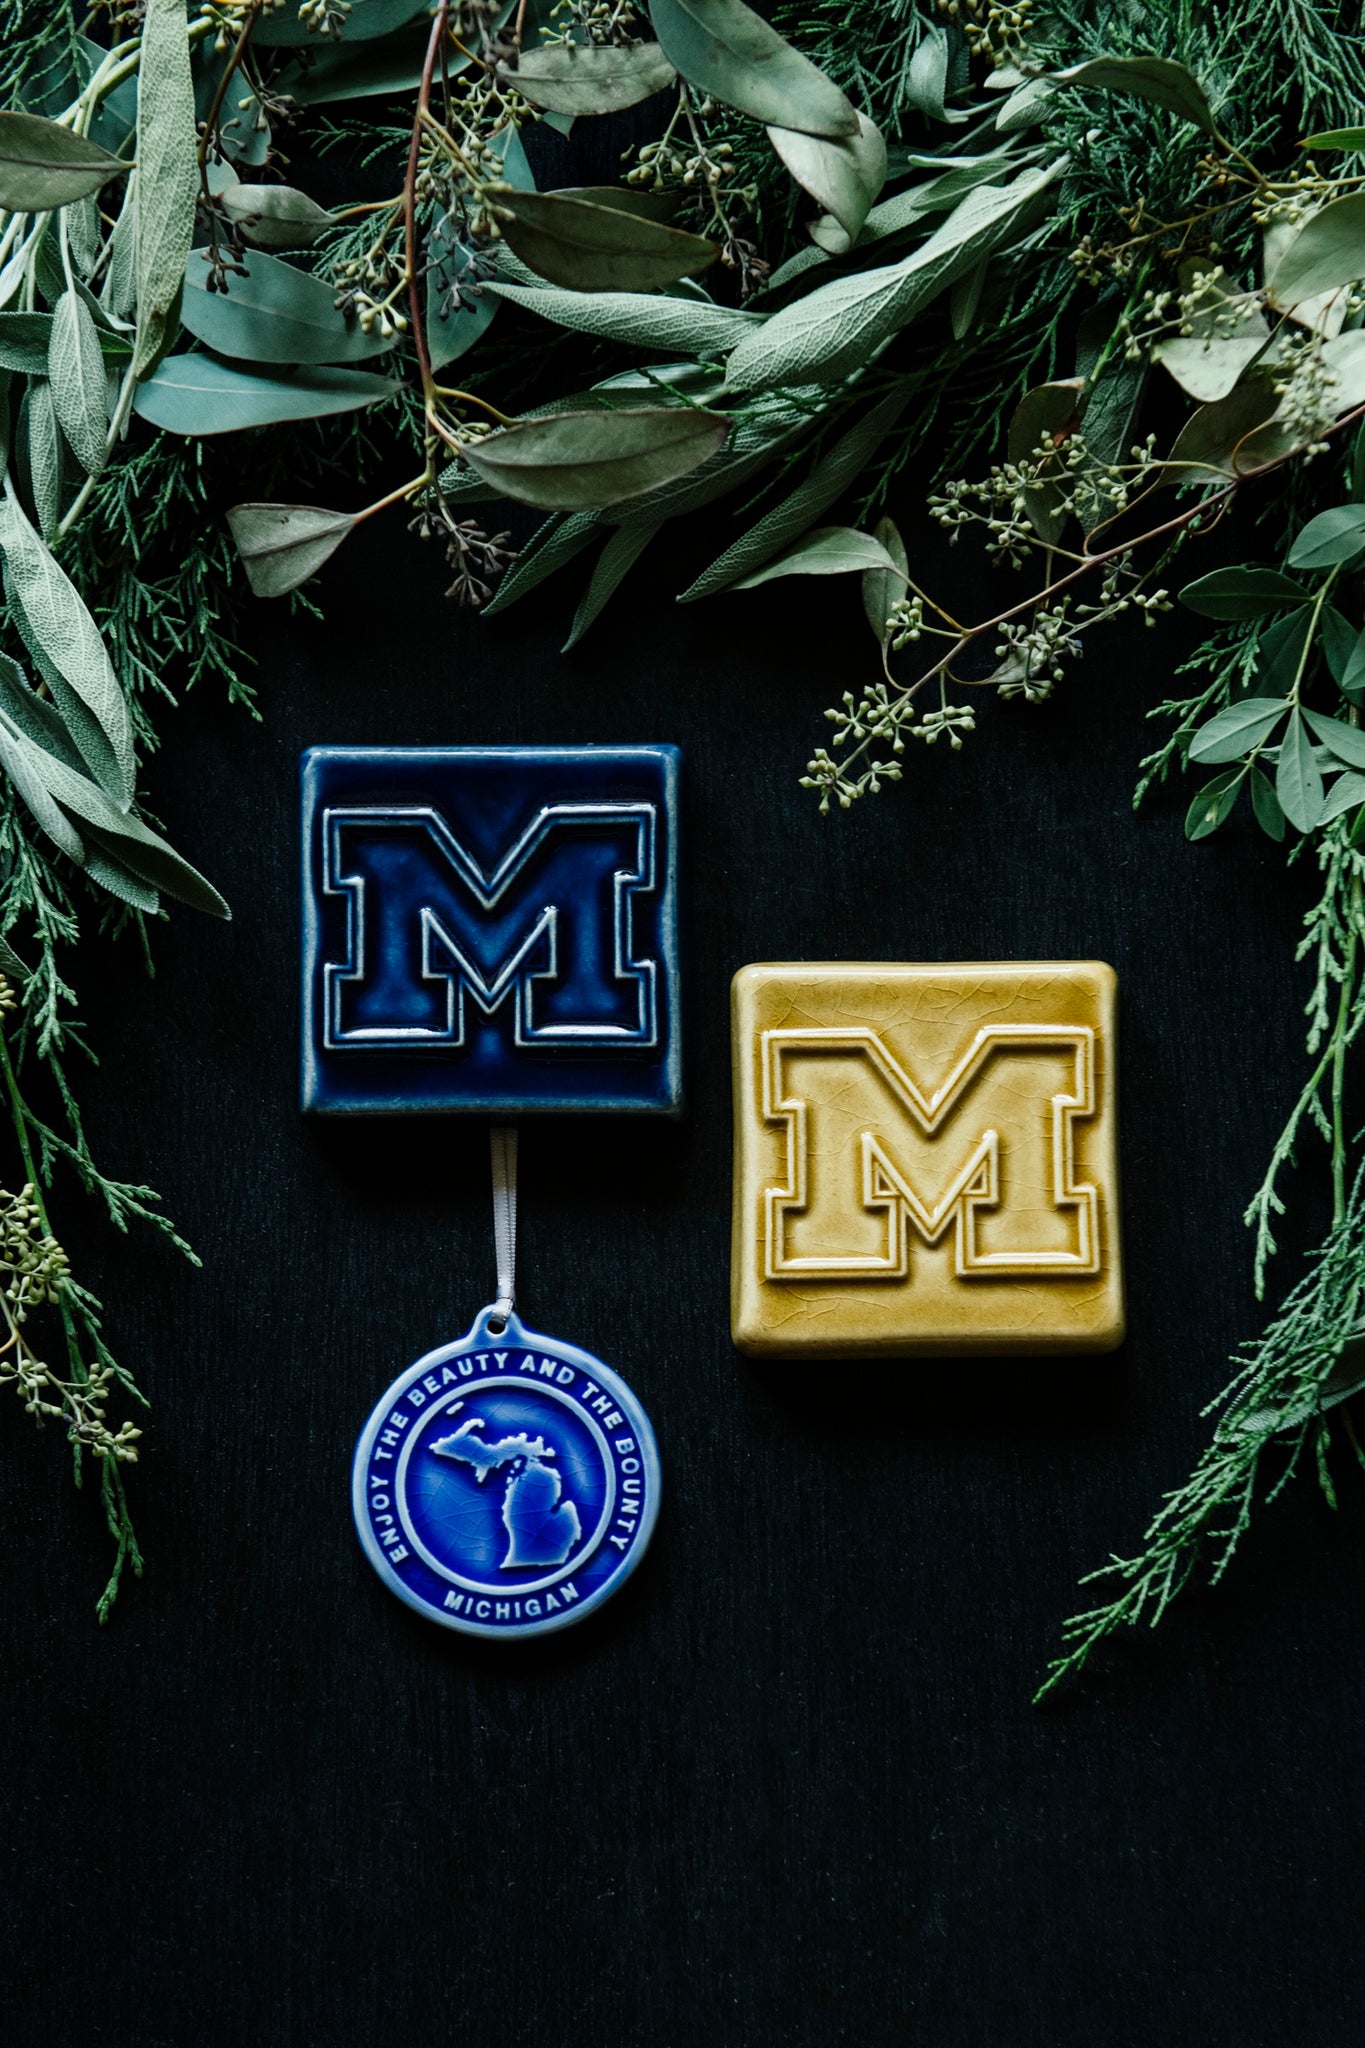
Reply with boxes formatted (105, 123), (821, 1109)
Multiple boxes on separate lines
(301, 746), (681, 1115)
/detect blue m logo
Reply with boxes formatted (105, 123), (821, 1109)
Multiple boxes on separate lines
(321, 802), (660, 1052)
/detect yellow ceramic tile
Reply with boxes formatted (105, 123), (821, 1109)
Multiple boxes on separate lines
(731, 961), (1124, 1358)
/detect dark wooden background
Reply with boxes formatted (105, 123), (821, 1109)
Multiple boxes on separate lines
(5, 484), (1362, 2047)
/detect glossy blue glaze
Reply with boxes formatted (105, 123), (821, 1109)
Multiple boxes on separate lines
(301, 746), (681, 1114)
(351, 1306), (661, 1637)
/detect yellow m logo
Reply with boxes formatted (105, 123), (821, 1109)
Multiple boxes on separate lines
(762, 1026), (1100, 1281)
(730, 963), (1123, 1358)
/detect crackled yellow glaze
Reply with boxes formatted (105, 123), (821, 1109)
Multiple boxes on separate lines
(730, 962), (1124, 1357)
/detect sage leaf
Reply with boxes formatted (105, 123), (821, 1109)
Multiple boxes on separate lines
(648, 0), (857, 138)
(0, 719), (86, 862)
(0, 310), (132, 376)
(1189, 696), (1289, 764)
(1056, 55), (1217, 135)
(1287, 505), (1365, 569)
(1276, 708), (1326, 831)
(18, 380), (63, 541)
(134, 0), (199, 378)
(48, 289), (108, 478)
(1301, 707), (1365, 770)
(863, 515), (909, 647)
(950, 258), (987, 338)
(724, 161), (1062, 390)
(132, 356), (398, 435)
(226, 503), (357, 598)
(80, 846), (161, 914)
(504, 42), (676, 116)
(0, 482), (134, 804)
(181, 247), (395, 364)
(1250, 763), (1287, 841)
(483, 279), (761, 354)
(463, 406), (728, 510)
(35, 745), (229, 917)
(1319, 771), (1365, 822)
(494, 189), (718, 292)
(766, 111), (887, 251)
(0, 649), (86, 771)
(218, 182), (335, 250)
(0, 112), (124, 213)
(1185, 770), (1240, 841)
(907, 32), (966, 126)
(563, 521), (662, 649)
(481, 512), (603, 619)
(1180, 566), (1312, 618)
(103, 170), (138, 322)
(1268, 196), (1365, 308)
(679, 388), (908, 599)
(733, 523), (902, 588)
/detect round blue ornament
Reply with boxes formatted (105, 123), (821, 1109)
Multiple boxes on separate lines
(352, 1306), (661, 1637)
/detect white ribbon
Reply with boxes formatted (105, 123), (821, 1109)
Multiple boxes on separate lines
(490, 1125), (517, 1328)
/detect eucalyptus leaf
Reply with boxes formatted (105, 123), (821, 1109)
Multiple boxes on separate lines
(276, 27), (435, 103)
(0, 112), (125, 213)
(463, 406), (728, 510)
(1180, 566), (1312, 619)
(1301, 707), (1365, 770)
(0, 482), (134, 804)
(494, 189), (717, 292)
(733, 523), (901, 588)
(1276, 708), (1326, 831)
(253, 0), (428, 43)
(132, 355), (398, 435)
(1320, 605), (1359, 687)
(1189, 696), (1289, 764)
(483, 279), (760, 354)
(1056, 55), (1217, 135)
(1267, 196), (1365, 308)
(1153, 333), (1267, 403)
(1339, 625), (1365, 701)
(1319, 771), (1365, 822)
(1007, 379), (1082, 545)
(181, 247), (395, 364)
(563, 521), (662, 649)
(648, 0), (857, 138)
(863, 514), (908, 647)
(226, 503), (357, 598)
(48, 289), (108, 478)
(218, 182), (335, 250)
(134, 0), (199, 378)
(766, 111), (887, 251)
(679, 388), (908, 599)
(1185, 770), (1240, 841)
(428, 222), (500, 371)
(601, 384), (819, 525)
(505, 41), (676, 116)
(724, 161), (1063, 390)
(1166, 374), (1296, 479)
(482, 511), (603, 618)
(1299, 128), (1365, 151)
(1250, 763), (1287, 841)
(1287, 505), (1365, 569)
(1254, 610), (1314, 700)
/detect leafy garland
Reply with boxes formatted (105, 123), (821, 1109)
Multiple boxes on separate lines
(4, 0), (1365, 1691)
